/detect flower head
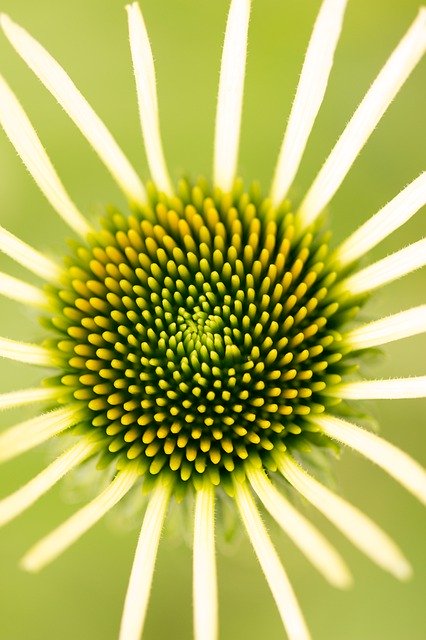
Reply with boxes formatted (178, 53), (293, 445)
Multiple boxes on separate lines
(0, 1), (425, 639)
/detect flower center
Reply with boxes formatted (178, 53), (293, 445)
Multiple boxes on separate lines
(45, 179), (356, 488)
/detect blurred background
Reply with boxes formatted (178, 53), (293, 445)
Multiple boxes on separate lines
(0, 0), (425, 638)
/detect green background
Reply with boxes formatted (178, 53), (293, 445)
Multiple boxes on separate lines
(0, 0), (425, 638)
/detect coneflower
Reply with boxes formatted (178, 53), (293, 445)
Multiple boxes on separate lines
(0, 1), (425, 639)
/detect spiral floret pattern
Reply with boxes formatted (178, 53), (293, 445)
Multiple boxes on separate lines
(46, 179), (360, 490)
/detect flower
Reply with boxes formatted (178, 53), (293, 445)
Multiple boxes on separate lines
(0, 0), (425, 638)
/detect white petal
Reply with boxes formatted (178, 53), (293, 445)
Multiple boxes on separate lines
(0, 386), (60, 411)
(333, 376), (426, 400)
(0, 224), (60, 281)
(0, 271), (47, 306)
(298, 9), (426, 227)
(193, 485), (218, 640)
(1, 14), (146, 207)
(345, 305), (426, 349)
(247, 466), (352, 589)
(213, 0), (251, 192)
(0, 336), (52, 366)
(341, 238), (426, 294)
(21, 468), (139, 573)
(279, 456), (412, 580)
(270, 0), (348, 206)
(0, 438), (98, 527)
(336, 172), (426, 266)
(234, 481), (311, 640)
(126, 2), (172, 195)
(0, 406), (81, 464)
(0, 74), (91, 237)
(314, 414), (426, 505)
(119, 481), (170, 640)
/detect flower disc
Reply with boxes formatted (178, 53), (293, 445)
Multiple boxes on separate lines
(46, 179), (356, 489)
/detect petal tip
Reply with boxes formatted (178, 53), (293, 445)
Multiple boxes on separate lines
(394, 559), (413, 582)
(0, 13), (19, 38)
(332, 569), (354, 591)
(19, 555), (39, 574)
(0, 13), (11, 28)
(125, 2), (140, 16)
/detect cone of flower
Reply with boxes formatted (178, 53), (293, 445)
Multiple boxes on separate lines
(0, 1), (425, 639)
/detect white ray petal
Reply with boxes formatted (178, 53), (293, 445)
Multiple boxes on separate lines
(119, 481), (170, 640)
(341, 238), (426, 295)
(0, 406), (81, 464)
(0, 336), (52, 366)
(193, 484), (218, 640)
(0, 225), (60, 281)
(279, 456), (412, 580)
(346, 305), (426, 350)
(0, 438), (99, 527)
(1, 14), (146, 207)
(333, 376), (426, 400)
(0, 271), (47, 306)
(247, 466), (352, 589)
(336, 173), (426, 266)
(21, 468), (139, 573)
(0, 386), (60, 411)
(314, 414), (426, 505)
(235, 482), (311, 640)
(0, 74), (91, 237)
(298, 9), (426, 227)
(213, 0), (251, 192)
(126, 2), (172, 195)
(270, 0), (348, 206)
